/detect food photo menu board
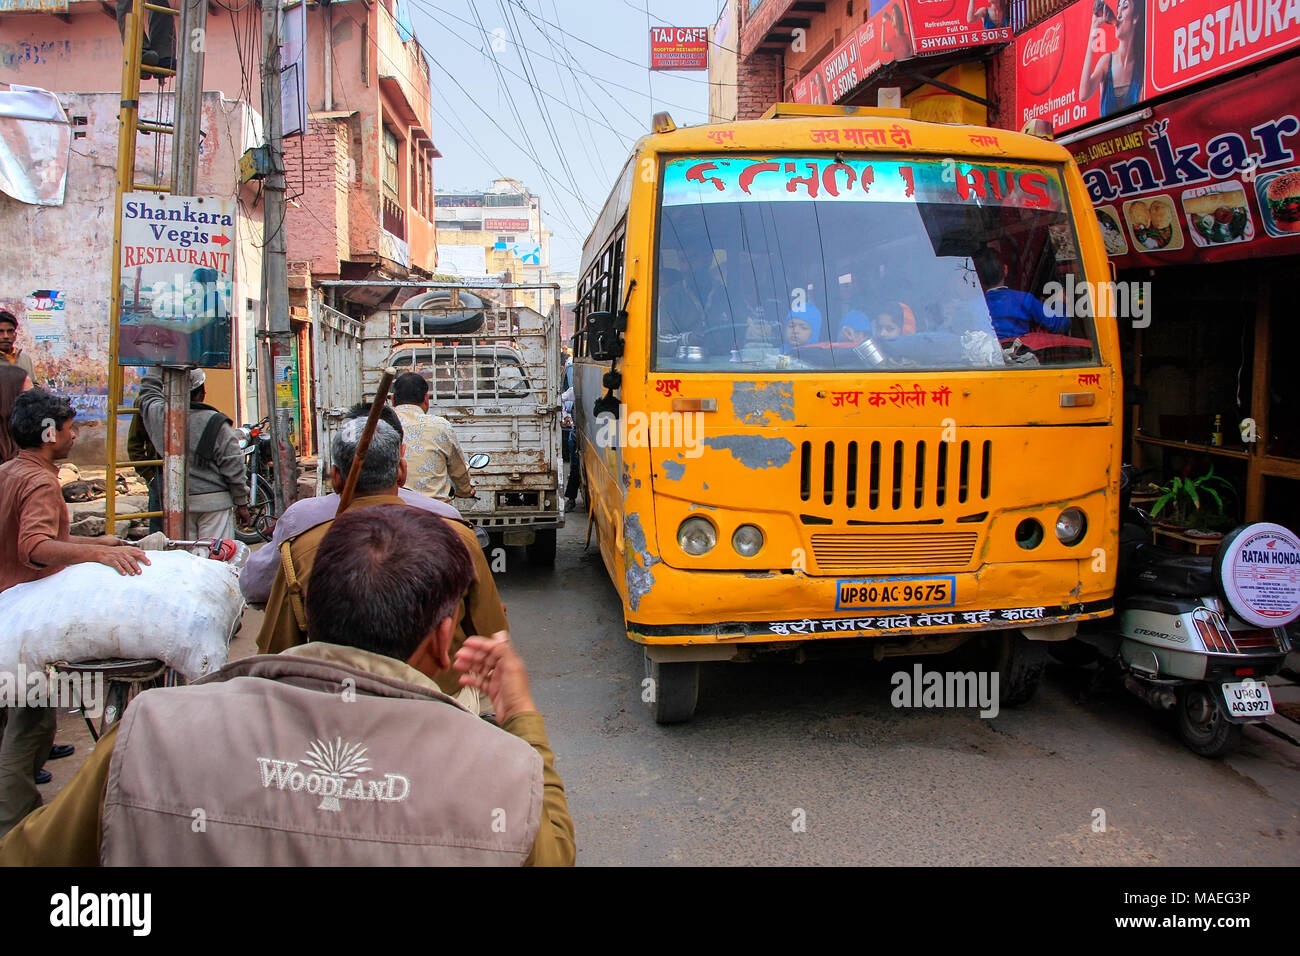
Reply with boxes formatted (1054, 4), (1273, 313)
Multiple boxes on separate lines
(1069, 56), (1300, 267)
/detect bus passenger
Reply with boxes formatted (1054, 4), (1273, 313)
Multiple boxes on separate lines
(974, 247), (1069, 341)
(873, 303), (916, 340)
(837, 310), (873, 345)
(783, 303), (823, 353)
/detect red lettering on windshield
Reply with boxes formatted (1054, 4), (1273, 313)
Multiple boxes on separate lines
(1018, 171), (1051, 208)
(897, 165), (914, 198)
(785, 162), (820, 198)
(821, 162), (857, 197)
(738, 161), (780, 194)
(685, 162), (725, 191)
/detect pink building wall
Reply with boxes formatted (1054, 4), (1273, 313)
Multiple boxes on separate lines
(0, 0), (436, 275)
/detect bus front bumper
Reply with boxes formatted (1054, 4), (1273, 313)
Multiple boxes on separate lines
(625, 559), (1113, 653)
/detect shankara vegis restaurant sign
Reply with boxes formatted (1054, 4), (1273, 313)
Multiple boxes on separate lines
(118, 192), (235, 368)
(1016, 0), (1300, 135)
(1072, 56), (1300, 267)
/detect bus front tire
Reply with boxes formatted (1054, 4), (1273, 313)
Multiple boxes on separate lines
(526, 529), (557, 566)
(644, 651), (699, 724)
(995, 633), (1048, 706)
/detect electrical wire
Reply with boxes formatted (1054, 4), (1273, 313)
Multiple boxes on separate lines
(500, 0), (594, 218)
(417, 0), (703, 114)
(465, 2), (585, 235)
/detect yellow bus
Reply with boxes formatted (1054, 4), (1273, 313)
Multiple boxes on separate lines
(574, 104), (1120, 722)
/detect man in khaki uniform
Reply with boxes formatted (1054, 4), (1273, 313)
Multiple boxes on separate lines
(0, 506), (575, 865)
(256, 409), (506, 701)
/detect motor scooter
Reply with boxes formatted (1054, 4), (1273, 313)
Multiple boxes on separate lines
(1067, 466), (1299, 757)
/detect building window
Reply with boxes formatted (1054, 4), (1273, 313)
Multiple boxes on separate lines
(383, 126), (401, 201)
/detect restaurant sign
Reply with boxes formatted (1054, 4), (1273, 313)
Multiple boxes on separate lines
(1072, 56), (1300, 266)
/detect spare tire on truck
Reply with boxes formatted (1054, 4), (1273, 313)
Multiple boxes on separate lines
(397, 290), (486, 335)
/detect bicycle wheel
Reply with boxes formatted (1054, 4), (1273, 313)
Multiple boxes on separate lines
(235, 474), (276, 543)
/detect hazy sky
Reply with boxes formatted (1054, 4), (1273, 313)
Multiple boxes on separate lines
(406, 0), (725, 272)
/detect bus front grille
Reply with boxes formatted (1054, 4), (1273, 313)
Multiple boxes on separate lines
(810, 532), (979, 570)
(799, 438), (992, 512)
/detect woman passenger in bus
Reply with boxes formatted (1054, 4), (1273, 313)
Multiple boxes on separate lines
(873, 304), (916, 340)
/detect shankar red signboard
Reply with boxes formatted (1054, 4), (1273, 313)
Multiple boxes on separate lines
(649, 26), (710, 70)
(1016, 0), (1300, 136)
(1071, 57), (1300, 267)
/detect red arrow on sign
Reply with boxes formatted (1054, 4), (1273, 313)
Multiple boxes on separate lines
(212, 234), (231, 246)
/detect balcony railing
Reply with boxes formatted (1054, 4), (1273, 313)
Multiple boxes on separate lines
(382, 192), (406, 240)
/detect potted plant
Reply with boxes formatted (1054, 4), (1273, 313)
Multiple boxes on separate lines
(1149, 466), (1238, 533)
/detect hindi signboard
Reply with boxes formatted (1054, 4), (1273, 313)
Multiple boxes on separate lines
(118, 193), (235, 368)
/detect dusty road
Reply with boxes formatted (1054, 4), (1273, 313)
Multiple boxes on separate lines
(42, 517), (1300, 865)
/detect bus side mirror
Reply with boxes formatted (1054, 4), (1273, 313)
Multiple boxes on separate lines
(586, 311), (623, 361)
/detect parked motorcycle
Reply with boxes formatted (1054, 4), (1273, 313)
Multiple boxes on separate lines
(234, 417), (277, 544)
(1065, 466), (1299, 757)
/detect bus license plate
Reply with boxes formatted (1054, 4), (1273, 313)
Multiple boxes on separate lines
(836, 577), (955, 610)
(1221, 681), (1274, 718)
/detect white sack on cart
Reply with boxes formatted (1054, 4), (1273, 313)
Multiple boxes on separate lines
(0, 550), (243, 681)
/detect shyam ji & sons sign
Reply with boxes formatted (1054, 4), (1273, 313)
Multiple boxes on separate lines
(118, 192), (235, 368)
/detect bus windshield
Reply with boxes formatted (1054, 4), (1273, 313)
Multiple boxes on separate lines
(654, 154), (1098, 373)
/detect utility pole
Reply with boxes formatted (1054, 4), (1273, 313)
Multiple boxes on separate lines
(260, 0), (296, 513)
(161, 0), (208, 538)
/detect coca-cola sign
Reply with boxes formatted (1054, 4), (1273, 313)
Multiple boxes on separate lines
(1016, 0), (1300, 136)
(1020, 21), (1065, 94)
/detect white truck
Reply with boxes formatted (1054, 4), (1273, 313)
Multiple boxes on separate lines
(356, 283), (565, 564)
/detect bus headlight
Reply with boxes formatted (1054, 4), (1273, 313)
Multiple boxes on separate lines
(678, 517), (717, 556)
(732, 524), (764, 557)
(1055, 508), (1087, 545)
(1016, 518), (1044, 550)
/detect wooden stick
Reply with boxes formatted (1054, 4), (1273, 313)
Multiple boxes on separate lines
(337, 367), (397, 515)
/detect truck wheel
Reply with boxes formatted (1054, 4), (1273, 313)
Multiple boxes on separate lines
(644, 651), (699, 724)
(1176, 686), (1243, 758)
(995, 633), (1049, 706)
(526, 529), (557, 566)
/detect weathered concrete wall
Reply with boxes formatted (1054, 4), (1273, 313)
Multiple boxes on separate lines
(0, 91), (264, 465)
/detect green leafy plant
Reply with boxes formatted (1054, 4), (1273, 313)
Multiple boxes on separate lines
(1149, 466), (1237, 528)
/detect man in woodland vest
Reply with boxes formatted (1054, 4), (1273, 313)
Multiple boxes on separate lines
(0, 506), (575, 865)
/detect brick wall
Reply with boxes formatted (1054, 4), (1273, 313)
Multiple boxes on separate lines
(284, 117), (353, 277)
(987, 44), (1017, 131)
(737, 51), (783, 119)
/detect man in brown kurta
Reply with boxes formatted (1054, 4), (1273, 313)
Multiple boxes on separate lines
(256, 412), (506, 699)
(0, 389), (148, 838)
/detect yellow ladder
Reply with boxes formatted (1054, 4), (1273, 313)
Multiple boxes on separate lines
(104, 0), (179, 535)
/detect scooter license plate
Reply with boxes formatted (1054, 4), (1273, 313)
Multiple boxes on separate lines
(1220, 680), (1274, 718)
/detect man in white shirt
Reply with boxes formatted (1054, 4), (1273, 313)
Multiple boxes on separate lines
(391, 372), (474, 503)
